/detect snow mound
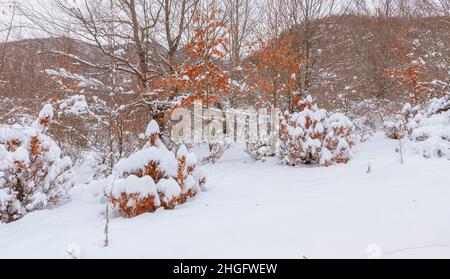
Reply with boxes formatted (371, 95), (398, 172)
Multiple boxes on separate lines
(114, 146), (178, 178)
(145, 120), (160, 137)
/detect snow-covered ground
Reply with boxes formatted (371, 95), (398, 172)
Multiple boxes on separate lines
(0, 133), (449, 259)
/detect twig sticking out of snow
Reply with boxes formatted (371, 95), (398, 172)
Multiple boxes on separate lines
(399, 138), (404, 165)
(104, 203), (110, 247)
(65, 244), (81, 259)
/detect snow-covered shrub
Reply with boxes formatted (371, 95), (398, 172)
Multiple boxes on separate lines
(383, 119), (404, 140)
(405, 96), (450, 159)
(0, 105), (73, 223)
(278, 95), (354, 167)
(426, 96), (450, 116)
(104, 120), (206, 217)
(385, 96), (449, 159)
(246, 140), (274, 161)
(353, 116), (375, 142)
(200, 143), (230, 164)
(104, 175), (161, 217)
(383, 103), (420, 139)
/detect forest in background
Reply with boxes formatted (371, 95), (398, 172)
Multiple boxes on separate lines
(0, 0), (449, 174)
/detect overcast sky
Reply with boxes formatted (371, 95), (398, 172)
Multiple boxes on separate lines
(1, 0), (445, 41)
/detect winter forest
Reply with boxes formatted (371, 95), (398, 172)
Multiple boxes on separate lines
(0, 0), (449, 259)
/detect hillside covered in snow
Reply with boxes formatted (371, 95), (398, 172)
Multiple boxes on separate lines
(1, 0), (449, 260)
(1, 132), (449, 259)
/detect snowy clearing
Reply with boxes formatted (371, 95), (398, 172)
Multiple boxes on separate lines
(0, 133), (449, 259)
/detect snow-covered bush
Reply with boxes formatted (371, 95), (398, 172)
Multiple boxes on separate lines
(383, 119), (404, 140)
(104, 120), (206, 217)
(383, 103), (420, 140)
(246, 140), (274, 161)
(405, 96), (450, 159)
(426, 96), (450, 116)
(200, 143), (230, 164)
(353, 116), (375, 142)
(384, 95), (449, 159)
(0, 105), (74, 223)
(278, 95), (354, 167)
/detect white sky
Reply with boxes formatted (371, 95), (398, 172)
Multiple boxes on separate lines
(1, 0), (446, 41)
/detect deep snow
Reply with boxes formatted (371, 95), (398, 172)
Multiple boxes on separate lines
(0, 133), (449, 259)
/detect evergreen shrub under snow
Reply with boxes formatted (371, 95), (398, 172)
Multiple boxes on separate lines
(383, 95), (449, 159)
(405, 96), (449, 159)
(103, 120), (207, 217)
(0, 105), (74, 223)
(278, 95), (355, 167)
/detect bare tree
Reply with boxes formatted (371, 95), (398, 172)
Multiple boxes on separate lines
(258, 0), (289, 38)
(284, 0), (349, 94)
(224, 0), (257, 65)
(414, 0), (450, 93)
(0, 0), (16, 76)
(21, 0), (202, 86)
(155, 0), (199, 75)
(21, 0), (160, 85)
(416, 0), (450, 17)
